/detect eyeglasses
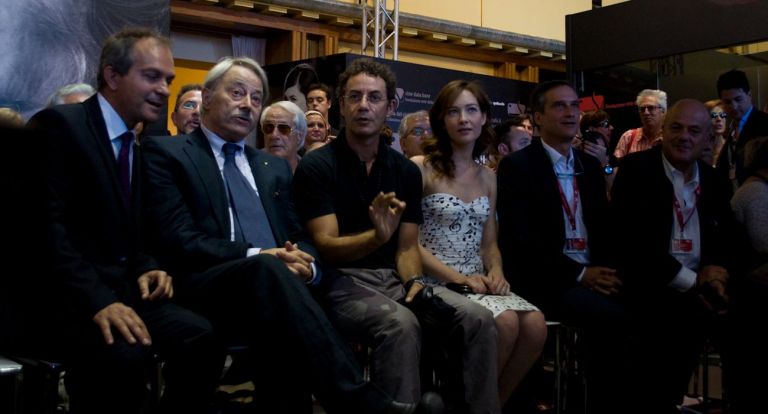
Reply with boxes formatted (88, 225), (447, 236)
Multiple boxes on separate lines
(710, 112), (727, 119)
(596, 120), (611, 128)
(638, 105), (661, 113)
(180, 101), (199, 110)
(262, 123), (293, 135)
(344, 92), (386, 105)
(407, 127), (432, 137)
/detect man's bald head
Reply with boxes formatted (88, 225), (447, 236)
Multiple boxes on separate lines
(662, 99), (711, 173)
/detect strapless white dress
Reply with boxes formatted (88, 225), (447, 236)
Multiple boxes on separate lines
(420, 193), (538, 317)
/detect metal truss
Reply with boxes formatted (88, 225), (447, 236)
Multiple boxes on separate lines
(360, 0), (399, 60)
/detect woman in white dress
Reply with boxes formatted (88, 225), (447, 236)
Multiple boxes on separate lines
(412, 80), (547, 405)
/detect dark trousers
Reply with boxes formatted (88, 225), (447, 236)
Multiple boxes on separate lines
(176, 255), (393, 414)
(559, 286), (628, 414)
(625, 290), (707, 414)
(64, 300), (223, 414)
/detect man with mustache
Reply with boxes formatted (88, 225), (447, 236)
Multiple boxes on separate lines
(142, 56), (443, 414)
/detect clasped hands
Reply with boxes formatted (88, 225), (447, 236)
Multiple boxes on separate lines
(261, 241), (315, 281)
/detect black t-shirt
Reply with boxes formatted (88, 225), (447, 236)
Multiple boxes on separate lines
(293, 130), (423, 270)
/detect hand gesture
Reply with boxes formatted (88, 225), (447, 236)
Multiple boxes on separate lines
(92, 302), (151, 346)
(581, 266), (622, 296)
(137, 270), (173, 301)
(262, 241), (315, 281)
(369, 192), (405, 244)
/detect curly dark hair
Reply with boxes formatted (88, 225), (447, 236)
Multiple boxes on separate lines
(423, 80), (492, 179)
(336, 58), (397, 102)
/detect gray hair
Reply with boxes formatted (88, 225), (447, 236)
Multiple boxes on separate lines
(398, 110), (429, 138)
(47, 83), (95, 107)
(260, 100), (307, 148)
(636, 89), (668, 110)
(203, 56), (269, 103)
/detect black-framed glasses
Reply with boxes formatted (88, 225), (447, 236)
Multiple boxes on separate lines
(180, 101), (199, 110)
(262, 123), (293, 135)
(638, 105), (661, 113)
(407, 126), (432, 137)
(710, 112), (727, 119)
(596, 120), (611, 128)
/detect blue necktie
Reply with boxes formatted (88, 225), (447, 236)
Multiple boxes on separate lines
(116, 131), (133, 206)
(222, 143), (276, 249)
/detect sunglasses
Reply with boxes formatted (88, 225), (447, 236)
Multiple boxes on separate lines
(262, 123), (293, 135)
(596, 120), (611, 128)
(710, 112), (727, 119)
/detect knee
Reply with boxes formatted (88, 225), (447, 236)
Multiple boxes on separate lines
(458, 301), (496, 334)
(495, 310), (520, 339)
(377, 306), (421, 347)
(520, 311), (548, 347)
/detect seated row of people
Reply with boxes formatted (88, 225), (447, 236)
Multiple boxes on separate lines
(15, 26), (763, 414)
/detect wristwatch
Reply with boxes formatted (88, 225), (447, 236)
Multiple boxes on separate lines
(403, 275), (426, 292)
(603, 164), (614, 175)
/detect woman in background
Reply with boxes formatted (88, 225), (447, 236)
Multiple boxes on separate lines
(703, 99), (727, 166)
(412, 80), (547, 407)
(301, 110), (329, 155)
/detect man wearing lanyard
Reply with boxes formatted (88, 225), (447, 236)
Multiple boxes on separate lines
(611, 99), (733, 413)
(715, 69), (768, 194)
(497, 80), (624, 414)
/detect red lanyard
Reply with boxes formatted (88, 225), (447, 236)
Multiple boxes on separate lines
(672, 185), (700, 233)
(556, 178), (580, 232)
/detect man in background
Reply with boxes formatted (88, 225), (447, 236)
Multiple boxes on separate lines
(398, 110), (431, 158)
(170, 83), (202, 134)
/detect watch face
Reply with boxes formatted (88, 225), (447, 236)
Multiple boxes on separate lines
(603, 165), (614, 175)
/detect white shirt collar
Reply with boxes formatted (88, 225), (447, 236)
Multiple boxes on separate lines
(661, 152), (700, 188)
(541, 139), (574, 171)
(97, 93), (132, 141)
(200, 122), (246, 157)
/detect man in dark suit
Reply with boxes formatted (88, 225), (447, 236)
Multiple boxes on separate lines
(141, 56), (442, 414)
(612, 99), (733, 413)
(716, 69), (768, 193)
(497, 80), (625, 414)
(29, 28), (222, 414)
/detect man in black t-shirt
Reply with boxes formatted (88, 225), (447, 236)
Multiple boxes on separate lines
(294, 59), (497, 412)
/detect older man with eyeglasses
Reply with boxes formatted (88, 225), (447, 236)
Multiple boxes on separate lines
(614, 89), (667, 160)
(262, 100), (306, 173)
(397, 110), (431, 158)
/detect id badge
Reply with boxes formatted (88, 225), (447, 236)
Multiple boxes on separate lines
(565, 237), (587, 253)
(672, 238), (693, 253)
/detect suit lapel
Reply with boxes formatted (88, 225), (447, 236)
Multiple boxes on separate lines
(245, 148), (284, 244)
(530, 140), (566, 231)
(184, 130), (231, 236)
(83, 96), (130, 216)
